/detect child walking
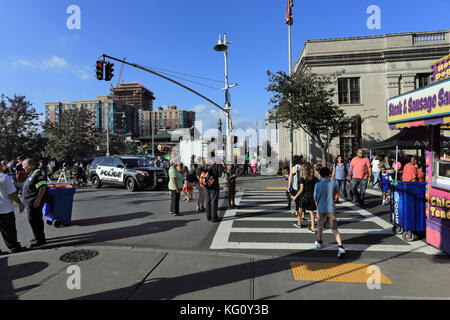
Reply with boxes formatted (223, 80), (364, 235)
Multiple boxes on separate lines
(314, 167), (346, 259)
(292, 163), (319, 232)
(379, 165), (392, 206)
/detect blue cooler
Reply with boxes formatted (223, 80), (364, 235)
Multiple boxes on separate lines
(42, 185), (76, 227)
(391, 182), (426, 241)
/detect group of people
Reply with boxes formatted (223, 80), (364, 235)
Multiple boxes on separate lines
(0, 158), (49, 255)
(284, 155), (346, 258)
(167, 155), (243, 222)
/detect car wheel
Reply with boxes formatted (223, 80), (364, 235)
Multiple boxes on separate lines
(92, 175), (102, 189)
(126, 177), (137, 192)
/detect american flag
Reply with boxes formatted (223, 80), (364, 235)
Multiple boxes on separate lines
(286, 0), (293, 26)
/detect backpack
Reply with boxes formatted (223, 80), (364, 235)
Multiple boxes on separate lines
(199, 171), (215, 188)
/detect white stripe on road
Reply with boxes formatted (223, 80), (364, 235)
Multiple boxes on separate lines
(218, 242), (422, 252)
(210, 190), (444, 255)
(228, 227), (393, 235)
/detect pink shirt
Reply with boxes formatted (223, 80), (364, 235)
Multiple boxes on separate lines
(350, 156), (371, 180)
(402, 163), (418, 182)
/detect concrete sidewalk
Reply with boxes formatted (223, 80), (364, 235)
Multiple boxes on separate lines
(1, 245), (449, 300)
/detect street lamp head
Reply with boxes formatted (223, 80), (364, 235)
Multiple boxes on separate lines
(213, 34), (228, 52)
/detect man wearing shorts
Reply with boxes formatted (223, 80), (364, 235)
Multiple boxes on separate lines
(314, 167), (345, 259)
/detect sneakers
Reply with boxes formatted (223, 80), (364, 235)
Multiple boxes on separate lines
(337, 246), (346, 259)
(314, 240), (323, 249)
(309, 228), (317, 234)
(292, 223), (302, 229)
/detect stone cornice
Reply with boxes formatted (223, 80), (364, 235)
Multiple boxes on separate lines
(297, 46), (450, 71)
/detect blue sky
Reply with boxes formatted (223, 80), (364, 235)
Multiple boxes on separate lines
(1, 0), (449, 132)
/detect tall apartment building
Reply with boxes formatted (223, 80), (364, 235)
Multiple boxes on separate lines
(44, 96), (138, 137)
(151, 105), (196, 132)
(268, 29), (450, 162)
(112, 82), (155, 111)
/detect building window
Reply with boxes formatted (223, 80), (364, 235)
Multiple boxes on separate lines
(339, 116), (362, 160)
(338, 78), (360, 104)
(415, 73), (430, 89)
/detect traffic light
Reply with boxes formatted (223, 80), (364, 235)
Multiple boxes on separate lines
(104, 62), (114, 81)
(96, 61), (104, 80)
(233, 136), (238, 144)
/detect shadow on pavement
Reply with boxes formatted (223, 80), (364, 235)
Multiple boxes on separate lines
(38, 219), (200, 249)
(70, 211), (154, 227)
(0, 258), (48, 300)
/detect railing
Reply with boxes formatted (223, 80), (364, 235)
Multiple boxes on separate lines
(414, 32), (446, 45)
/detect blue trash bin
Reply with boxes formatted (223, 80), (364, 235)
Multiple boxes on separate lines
(390, 181), (426, 241)
(42, 185), (76, 227)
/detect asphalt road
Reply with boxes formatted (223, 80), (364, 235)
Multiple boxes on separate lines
(1, 184), (226, 253)
(1, 175), (447, 261)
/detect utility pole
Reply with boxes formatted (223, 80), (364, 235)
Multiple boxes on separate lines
(214, 34), (237, 164)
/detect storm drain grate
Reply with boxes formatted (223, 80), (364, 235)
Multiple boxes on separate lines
(60, 250), (99, 263)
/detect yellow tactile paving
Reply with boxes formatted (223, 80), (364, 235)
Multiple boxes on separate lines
(290, 262), (392, 284)
(266, 187), (286, 190)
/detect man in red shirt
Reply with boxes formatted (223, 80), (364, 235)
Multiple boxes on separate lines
(402, 156), (419, 182)
(347, 148), (372, 208)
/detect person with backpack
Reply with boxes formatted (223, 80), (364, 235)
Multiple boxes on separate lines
(223, 163), (241, 209)
(288, 155), (304, 220)
(292, 163), (319, 232)
(200, 157), (222, 222)
(196, 159), (207, 213)
(331, 155), (348, 201)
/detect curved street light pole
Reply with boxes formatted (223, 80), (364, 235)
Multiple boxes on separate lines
(214, 34), (237, 164)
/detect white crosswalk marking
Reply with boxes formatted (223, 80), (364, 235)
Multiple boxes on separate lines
(210, 190), (443, 255)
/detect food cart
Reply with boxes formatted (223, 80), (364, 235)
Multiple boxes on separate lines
(386, 55), (450, 254)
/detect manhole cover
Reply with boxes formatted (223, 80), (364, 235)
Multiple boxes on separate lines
(60, 250), (99, 263)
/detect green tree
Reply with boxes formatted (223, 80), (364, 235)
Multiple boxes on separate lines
(266, 70), (361, 165)
(43, 108), (94, 162)
(90, 129), (127, 156)
(0, 94), (40, 160)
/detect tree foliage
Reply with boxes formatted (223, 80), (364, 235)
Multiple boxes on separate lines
(0, 94), (41, 160)
(43, 108), (95, 162)
(266, 70), (361, 164)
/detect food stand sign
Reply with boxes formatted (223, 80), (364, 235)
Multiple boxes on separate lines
(431, 54), (450, 83)
(387, 78), (450, 124)
(426, 187), (450, 253)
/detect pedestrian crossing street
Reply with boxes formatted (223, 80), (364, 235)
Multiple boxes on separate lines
(210, 190), (442, 255)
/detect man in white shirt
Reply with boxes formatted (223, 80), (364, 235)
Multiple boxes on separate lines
(0, 170), (25, 254)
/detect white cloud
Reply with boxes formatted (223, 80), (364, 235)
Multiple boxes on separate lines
(42, 56), (69, 69)
(11, 56), (91, 81)
(11, 59), (36, 69)
(72, 65), (90, 81)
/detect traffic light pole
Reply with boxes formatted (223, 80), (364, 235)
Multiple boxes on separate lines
(101, 54), (226, 113)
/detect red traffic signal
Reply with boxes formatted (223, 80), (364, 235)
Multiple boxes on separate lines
(96, 60), (104, 80)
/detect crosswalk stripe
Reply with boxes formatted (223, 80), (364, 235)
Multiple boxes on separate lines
(209, 190), (443, 255)
(229, 227), (393, 235)
(218, 242), (425, 252)
(223, 217), (371, 222)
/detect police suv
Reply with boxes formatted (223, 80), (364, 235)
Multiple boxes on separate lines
(88, 155), (168, 192)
